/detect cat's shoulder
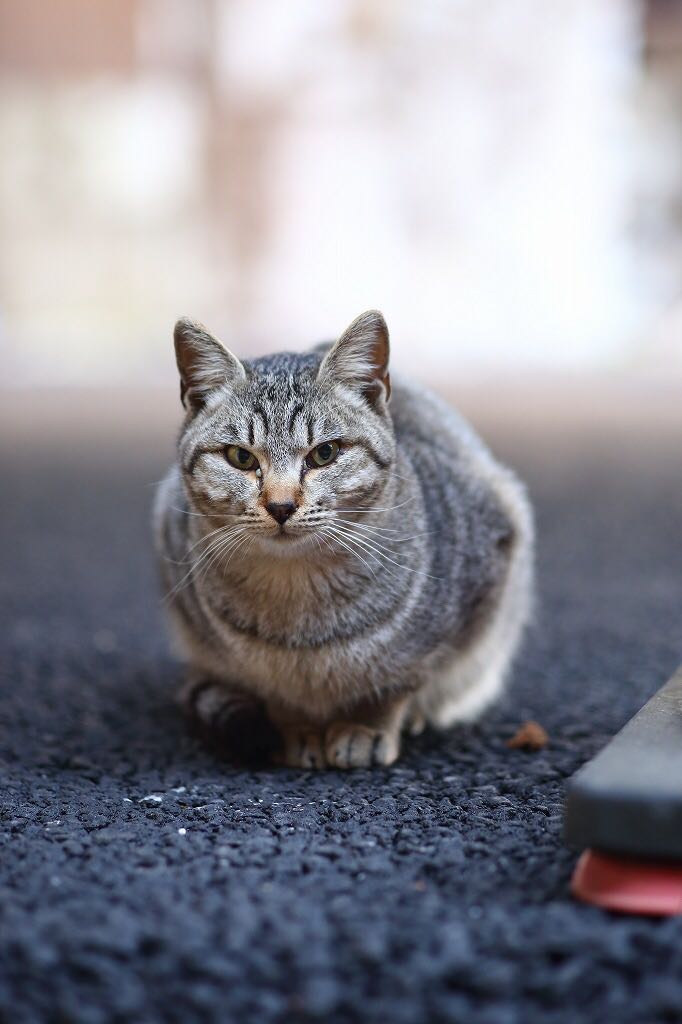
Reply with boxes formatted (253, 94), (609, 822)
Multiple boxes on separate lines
(389, 375), (486, 456)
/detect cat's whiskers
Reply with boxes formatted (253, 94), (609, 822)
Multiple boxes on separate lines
(198, 521), (279, 584)
(172, 519), (252, 569)
(347, 527), (429, 545)
(322, 523), (403, 582)
(339, 520), (433, 543)
(325, 522), (401, 546)
(171, 505), (257, 522)
(319, 524), (380, 580)
(316, 531), (338, 560)
(164, 524), (249, 600)
(335, 518), (431, 541)
(196, 527), (250, 586)
(331, 497), (413, 515)
(182, 521), (245, 561)
(325, 520), (443, 580)
(201, 520), (271, 573)
(207, 529), (254, 584)
(320, 511), (432, 543)
(336, 518), (402, 535)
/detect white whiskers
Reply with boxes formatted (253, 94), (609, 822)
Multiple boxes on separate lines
(163, 524), (251, 602)
(331, 497), (413, 515)
(320, 519), (442, 581)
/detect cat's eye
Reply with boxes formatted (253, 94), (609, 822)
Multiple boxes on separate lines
(306, 440), (340, 468)
(225, 445), (258, 471)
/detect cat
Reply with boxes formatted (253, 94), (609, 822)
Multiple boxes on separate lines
(154, 310), (534, 769)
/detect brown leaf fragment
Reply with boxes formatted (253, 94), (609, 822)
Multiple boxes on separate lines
(506, 720), (549, 751)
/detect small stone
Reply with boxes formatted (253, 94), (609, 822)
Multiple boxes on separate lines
(506, 720), (549, 751)
(62, 840), (85, 856)
(93, 628), (118, 652)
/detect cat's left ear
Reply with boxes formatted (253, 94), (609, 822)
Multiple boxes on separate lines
(317, 310), (391, 406)
(174, 318), (245, 411)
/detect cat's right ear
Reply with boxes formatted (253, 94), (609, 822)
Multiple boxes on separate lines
(173, 318), (245, 411)
(317, 310), (391, 407)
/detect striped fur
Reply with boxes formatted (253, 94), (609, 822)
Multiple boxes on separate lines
(154, 311), (534, 768)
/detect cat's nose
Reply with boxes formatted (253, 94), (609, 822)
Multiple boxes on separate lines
(265, 500), (297, 525)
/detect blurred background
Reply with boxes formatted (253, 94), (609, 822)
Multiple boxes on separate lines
(1, 0), (681, 397)
(3, 8), (682, 1018)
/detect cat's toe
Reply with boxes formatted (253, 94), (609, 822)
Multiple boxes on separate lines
(325, 723), (399, 769)
(274, 729), (327, 770)
(405, 709), (426, 736)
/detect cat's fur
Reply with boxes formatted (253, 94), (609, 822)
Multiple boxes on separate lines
(154, 311), (534, 768)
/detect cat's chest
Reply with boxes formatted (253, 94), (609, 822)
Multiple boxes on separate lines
(203, 559), (381, 646)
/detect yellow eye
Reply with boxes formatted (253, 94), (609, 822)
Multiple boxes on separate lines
(225, 445), (258, 471)
(307, 440), (340, 468)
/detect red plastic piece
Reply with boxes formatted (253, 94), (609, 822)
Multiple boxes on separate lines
(572, 850), (682, 916)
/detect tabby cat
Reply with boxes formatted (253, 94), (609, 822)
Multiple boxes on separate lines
(154, 311), (533, 768)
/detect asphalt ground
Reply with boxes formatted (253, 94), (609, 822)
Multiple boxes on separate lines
(2, 390), (681, 1023)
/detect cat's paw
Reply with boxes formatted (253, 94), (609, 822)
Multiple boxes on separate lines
(325, 723), (399, 769)
(273, 728), (327, 770)
(181, 679), (278, 764)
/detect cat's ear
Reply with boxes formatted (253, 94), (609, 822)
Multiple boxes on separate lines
(173, 318), (245, 411)
(317, 310), (391, 405)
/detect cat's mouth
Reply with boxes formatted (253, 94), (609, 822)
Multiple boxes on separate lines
(259, 523), (318, 552)
(261, 522), (298, 543)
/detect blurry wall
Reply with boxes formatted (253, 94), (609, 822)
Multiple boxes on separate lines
(0, 0), (680, 387)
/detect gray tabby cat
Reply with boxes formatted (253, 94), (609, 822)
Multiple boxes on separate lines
(154, 311), (533, 769)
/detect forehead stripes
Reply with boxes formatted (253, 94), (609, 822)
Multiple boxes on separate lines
(244, 373), (316, 455)
(288, 402), (304, 434)
(251, 404), (270, 441)
(180, 348), (394, 478)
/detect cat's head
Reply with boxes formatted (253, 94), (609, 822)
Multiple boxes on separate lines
(174, 311), (396, 554)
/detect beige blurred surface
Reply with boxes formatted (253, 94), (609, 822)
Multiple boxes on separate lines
(3, 375), (680, 465)
(1, 0), (682, 389)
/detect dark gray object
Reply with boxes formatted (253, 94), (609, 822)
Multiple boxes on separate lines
(565, 666), (682, 860)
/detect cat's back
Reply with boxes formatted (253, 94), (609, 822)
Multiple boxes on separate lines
(389, 375), (532, 568)
(389, 375), (488, 465)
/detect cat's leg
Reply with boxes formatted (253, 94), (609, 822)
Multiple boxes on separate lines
(324, 695), (410, 769)
(418, 600), (525, 728)
(419, 524), (533, 728)
(419, 486), (533, 730)
(181, 675), (280, 764)
(421, 650), (509, 727)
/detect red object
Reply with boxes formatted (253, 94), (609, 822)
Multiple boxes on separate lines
(572, 850), (682, 916)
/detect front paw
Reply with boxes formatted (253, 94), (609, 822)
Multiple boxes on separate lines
(182, 679), (278, 764)
(274, 728), (327, 770)
(325, 722), (400, 769)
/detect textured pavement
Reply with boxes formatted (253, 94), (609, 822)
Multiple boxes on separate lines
(1, 417), (682, 1024)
